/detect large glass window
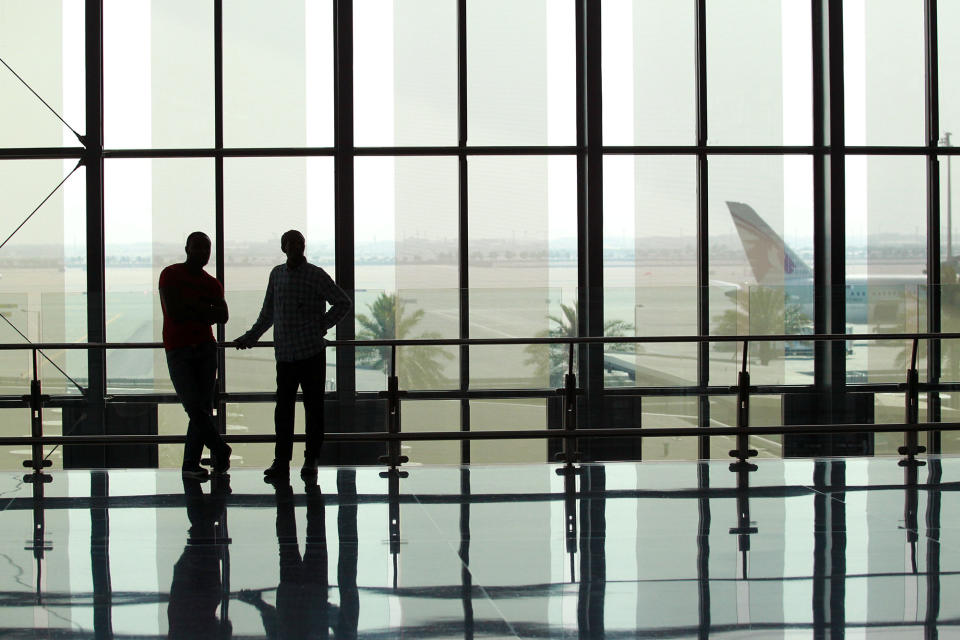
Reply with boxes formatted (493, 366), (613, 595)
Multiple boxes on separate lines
(354, 156), (459, 392)
(845, 155), (926, 383)
(844, 0), (925, 147)
(709, 155), (814, 387)
(602, 0), (695, 145)
(224, 156), (335, 393)
(466, 0), (575, 146)
(354, 0), (457, 146)
(707, 0), (812, 146)
(0, 1), (84, 148)
(104, 158), (214, 393)
(104, 0), (213, 149)
(223, 0), (333, 148)
(3, 0), (959, 469)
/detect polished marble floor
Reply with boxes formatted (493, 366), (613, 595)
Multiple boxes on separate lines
(0, 456), (958, 638)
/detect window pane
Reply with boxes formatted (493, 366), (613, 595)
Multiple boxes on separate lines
(939, 1), (960, 142)
(846, 155), (926, 383)
(468, 156), (576, 389)
(224, 0), (333, 147)
(707, 0), (812, 145)
(104, 0), (213, 149)
(0, 1), (84, 148)
(844, 0), (924, 146)
(602, 0), (695, 145)
(604, 155), (697, 388)
(355, 156), (459, 391)
(467, 0), (575, 146)
(224, 157), (335, 392)
(354, 0), (456, 146)
(709, 155), (814, 386)
(0, 160), (86, 395)
(104, 158), (214, 393)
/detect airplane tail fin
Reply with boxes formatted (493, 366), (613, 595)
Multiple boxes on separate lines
(726, 201), (812, 285)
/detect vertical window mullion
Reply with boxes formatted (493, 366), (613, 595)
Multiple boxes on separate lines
(695, 0), (710, 460)
(334, 0), (357, 407)
(925, 0), (942, 445)
(458, 0), (470, 463)
(214, 0), (226, 434)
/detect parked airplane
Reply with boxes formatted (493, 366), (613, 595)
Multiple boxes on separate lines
(726, 201), (927, 326)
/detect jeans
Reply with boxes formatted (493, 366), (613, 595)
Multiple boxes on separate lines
(166, 342), (228, 468)
(275, 351), (326, 462)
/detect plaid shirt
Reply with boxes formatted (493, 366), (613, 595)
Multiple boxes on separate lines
(240, 262), (352, 362)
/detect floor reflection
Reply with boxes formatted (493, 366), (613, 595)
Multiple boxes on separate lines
(0, 456), (955, 638)
(168, 476), (231, 639)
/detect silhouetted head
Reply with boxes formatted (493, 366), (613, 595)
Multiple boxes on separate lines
(280, 230), (306, 264)
(184, 231), (211, 269)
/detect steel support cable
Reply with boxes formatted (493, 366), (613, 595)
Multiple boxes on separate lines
(0, 315), (84, 396)
(0, 54), (84, 143)
(0, 160), (82, 253)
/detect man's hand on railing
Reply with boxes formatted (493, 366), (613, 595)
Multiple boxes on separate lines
(234, 335), (257, 350)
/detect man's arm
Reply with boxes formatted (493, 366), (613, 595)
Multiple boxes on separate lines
(160, 287), (226, 325)
(316, 268), (352, 332)
(235, 272), (275, 348)
(159, 273), (224, 325)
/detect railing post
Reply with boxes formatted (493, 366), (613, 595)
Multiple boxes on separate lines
(378, 344), (408, 565)
(23, 348), (52, 481)
(729, 340), (757, 472)
(899, 338), (926, 467)
(378, 344), (409, 469)
(729, 457), (758, 580)
(555, 341), (581, 463)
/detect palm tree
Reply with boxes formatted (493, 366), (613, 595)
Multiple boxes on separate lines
(356, 293), (453, 389)
(712, 286), (811, 365)
(525, 301), (636, 386)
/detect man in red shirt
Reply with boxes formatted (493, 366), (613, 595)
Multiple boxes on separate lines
(159, 232), (231, 479)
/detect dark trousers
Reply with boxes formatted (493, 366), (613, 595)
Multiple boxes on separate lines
(275, 351), (326, 461)
(167, 342), (228, 468)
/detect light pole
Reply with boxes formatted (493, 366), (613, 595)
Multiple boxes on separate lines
(942, 132), (953, 262)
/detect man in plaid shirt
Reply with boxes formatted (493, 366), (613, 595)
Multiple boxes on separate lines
(235, 230), (352, 479)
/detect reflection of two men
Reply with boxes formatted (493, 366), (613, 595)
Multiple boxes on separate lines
(169, 474), (359, 639)
(168, 476), (233, 640)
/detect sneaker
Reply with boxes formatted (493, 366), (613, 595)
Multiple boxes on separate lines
(263, 458), (290, 478)
(182, 466), (210, 480)
(300, 455), (318, 478)
(213, 444), (232, 475)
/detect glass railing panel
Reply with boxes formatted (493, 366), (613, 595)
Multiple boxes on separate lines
(400, 399), (459, 464)
(0, 293), (32, 396)
(40, 292), (87, 395)
(848, 283), (923, 384)
(710, 394), (783, 460)
(468, 287), (565, 390)
(606, 286), (697, 388)
(637, 395), (698, 461)
(0, 408), (34, 470)
(711, 284), (816, 387)
(470, 398), (547, 464)
(355, 288), (459, 392)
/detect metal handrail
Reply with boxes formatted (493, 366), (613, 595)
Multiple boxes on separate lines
(4, 331), (954, 476)
(0, 330), (957, 349)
